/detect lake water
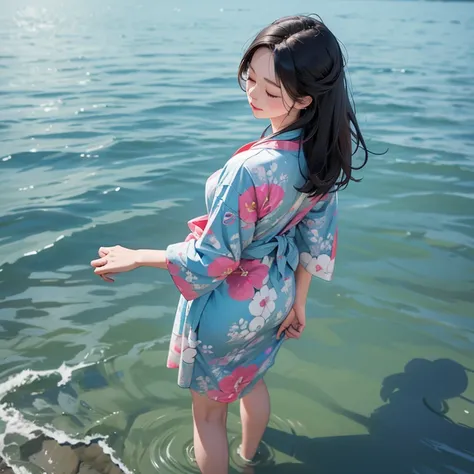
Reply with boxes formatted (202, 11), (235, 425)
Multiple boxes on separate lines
(1, 0), (473, 473)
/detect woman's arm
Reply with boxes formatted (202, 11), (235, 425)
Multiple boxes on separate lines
(276, 263), (311, 339)
(294, 263), (312, 307)
(136, 249), (168, 269)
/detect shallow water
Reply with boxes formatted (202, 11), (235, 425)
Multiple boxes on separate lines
(1, 0), (473, 473)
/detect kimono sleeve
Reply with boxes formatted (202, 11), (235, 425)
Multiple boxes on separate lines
(165, 164), (256, 300)
(295, 192), (338, 281)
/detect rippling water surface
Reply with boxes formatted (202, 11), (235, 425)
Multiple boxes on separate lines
(1, 0), (473, 473)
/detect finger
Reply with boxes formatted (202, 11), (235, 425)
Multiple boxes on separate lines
(91, 257), (107, 267)
(277, 324), (286, 339)
(99, 247), (110, 257)
(94, 265), (113, 276)
(100, 274), (114, 283)
(277, 319), (293, 339)
(286, 326), (302, 338)
(277, 326), (286, 340)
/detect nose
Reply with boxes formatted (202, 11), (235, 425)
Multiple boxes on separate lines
(248, 84), (258, 99)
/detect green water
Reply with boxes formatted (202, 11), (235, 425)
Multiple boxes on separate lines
(1, 0), (473, 472)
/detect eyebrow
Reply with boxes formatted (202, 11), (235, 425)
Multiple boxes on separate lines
(249, 65), (281, 88)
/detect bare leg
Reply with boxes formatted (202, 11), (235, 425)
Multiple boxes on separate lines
(239, 379), (270, 461)
(191, 390), (229, 474)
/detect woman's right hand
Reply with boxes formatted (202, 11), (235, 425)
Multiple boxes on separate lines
(276, 302), (306, 340)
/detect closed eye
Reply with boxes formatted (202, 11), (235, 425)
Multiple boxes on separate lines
(247, 72), (280, 98)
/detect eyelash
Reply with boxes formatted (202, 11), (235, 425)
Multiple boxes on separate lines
(247, 76), (279, 99)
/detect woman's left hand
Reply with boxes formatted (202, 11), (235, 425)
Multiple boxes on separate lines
(91, 245), (139, 282)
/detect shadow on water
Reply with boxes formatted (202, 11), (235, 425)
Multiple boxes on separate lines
(255, 358), (474, 474)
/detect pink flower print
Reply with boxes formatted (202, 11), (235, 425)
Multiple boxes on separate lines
(239, 187), (258, 222)
(187, 214), (209, 240)
(167, 261), (181, 276)
(207, 365), (259, 403)
(257, 184), (284, 218)
(226, 260), (269, 301)
(239, 184), (284, 222)
(167, 333), (182, 369)
(173, 274), (199, 300)
(167, 259), (199, 300)
(208, 256), (239, 280)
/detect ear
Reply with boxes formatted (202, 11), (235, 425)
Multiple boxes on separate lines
(294, 95), (313, 110)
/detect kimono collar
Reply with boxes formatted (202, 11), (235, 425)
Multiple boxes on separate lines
(263, 128), (303, 142)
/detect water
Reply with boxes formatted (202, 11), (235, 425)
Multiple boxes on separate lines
(1, 0), (473, 472)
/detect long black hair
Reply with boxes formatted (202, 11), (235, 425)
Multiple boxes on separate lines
(238, 15), (370, 197)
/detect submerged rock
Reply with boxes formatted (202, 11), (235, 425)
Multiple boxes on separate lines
(1, 436), (126, 474)
(0, 457), (14, 474)
(29, 440), (79, 474)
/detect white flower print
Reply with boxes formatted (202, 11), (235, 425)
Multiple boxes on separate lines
(253, 166), (267, 181)
(182, 347), (197, 363)
(230, 233), (239, 241)
(201, 344), (213, 354)
(208, 234), (221, 249)
(243, 236), (253, 248)
(249, 285), (277, 319)
(211, 365), (225, 379)
(312, 216), (326, 229)
(216, 347), (247, 365)
(228, 315), (267, 343)
(182, 329), (199, 364)
(309, 229), (320, 243)
(279, 173), (288, 182)
(266, 162), (278, 178)
(248, 316), (265, 334)
(282, 277), (292, 294)
(227, 318), (250, 342)
(320, 234), (334, 253)
(185, 270), (198, 283)
(230, 243), (239, 255)
(228, 347), (246, 363)
(196, 376), (212, 392)
(247, 335), (265, 348)
(300, 252), (334, 281)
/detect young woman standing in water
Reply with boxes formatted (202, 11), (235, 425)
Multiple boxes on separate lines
(91, 15), (368, 474)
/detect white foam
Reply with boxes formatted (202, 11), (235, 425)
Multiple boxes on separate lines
(0, 362), (133, 474)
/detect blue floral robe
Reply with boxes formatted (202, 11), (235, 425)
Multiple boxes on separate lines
(165, 129), (337, 402)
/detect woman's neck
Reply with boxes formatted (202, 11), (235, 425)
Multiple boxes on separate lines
(270, 111), (300, 133)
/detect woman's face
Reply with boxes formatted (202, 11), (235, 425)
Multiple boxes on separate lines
(245, 47), (308, 131)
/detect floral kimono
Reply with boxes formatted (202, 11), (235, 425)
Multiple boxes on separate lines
(165, 129), (338, 403)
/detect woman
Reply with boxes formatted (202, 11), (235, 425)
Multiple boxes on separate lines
(91, 15), (369, 474)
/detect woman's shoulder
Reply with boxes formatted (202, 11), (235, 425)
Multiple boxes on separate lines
(220, 143), (302, 189)
(233, 146), (298, 170)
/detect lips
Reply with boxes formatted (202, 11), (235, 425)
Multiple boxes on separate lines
(250, 103), (262, 111)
